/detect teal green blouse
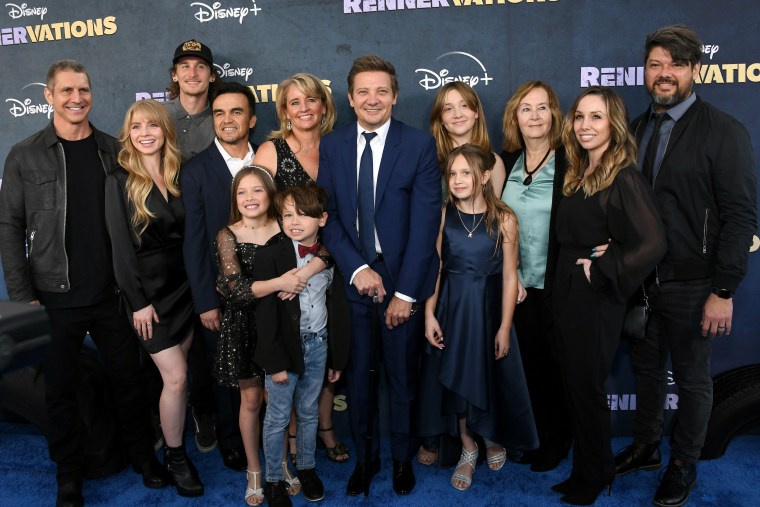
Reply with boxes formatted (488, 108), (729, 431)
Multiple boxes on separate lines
(501, 153), (555, 289)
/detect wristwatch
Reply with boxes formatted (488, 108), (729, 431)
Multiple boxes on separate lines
(711, 287), (733, 299)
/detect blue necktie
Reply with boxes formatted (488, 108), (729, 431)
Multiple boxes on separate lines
(358, 131), (378, 263)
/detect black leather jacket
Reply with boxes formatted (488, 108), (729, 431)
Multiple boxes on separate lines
(0, 121), (119, 302)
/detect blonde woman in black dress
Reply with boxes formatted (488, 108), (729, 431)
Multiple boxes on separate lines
(105, 99), (202, 497)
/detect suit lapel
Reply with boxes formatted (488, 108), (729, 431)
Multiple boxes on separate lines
(343, 126), (359, 214)
(375, 119), (401, 209)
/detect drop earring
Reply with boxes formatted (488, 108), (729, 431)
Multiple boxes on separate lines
(286, 119), (292, 131)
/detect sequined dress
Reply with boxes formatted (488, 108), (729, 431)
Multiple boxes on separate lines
(272, 138), (315, 191)
(214, 226), (285, 388)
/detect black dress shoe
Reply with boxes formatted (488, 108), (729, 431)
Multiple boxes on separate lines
(652, 459), (696, 507)
(134, 455), (169, 489)
(392, 460), (416, 495)
(56, 481), (84, 507)
(297, 467), (325, 502)
(221, 446), (247, 471)
(265, 481), (293, 507)
(346, 458), (381, 496)
(614, 441), (662, 476)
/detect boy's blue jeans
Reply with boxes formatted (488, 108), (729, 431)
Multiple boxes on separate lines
(263, 327), (327, 482)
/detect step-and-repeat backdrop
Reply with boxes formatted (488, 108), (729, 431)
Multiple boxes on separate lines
(1, 0), (758, 434)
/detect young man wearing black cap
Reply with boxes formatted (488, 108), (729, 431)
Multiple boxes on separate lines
(165, 39), (219, 160)
(161, 39), (247, 471)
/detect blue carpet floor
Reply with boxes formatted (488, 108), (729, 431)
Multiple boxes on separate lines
(0, 422), (757, 506)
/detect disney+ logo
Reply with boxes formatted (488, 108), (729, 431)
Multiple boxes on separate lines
(416, 51), (493, 91)
(191, 0), (261, 24)
(6, 83), (53, 119)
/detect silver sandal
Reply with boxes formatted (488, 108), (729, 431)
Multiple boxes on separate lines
(281, 460), (301, 496)
(245, 469), (263, 506)
(451, 442), (479, 491)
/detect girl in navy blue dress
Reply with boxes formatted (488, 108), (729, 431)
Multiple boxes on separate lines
(420, 144), (538, 491)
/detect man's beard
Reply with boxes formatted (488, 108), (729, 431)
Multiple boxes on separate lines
(649, 79), (691, 109)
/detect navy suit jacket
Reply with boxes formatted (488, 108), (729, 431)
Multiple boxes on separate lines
(180, 142), (233, 314)
(317, 118), (441, 302)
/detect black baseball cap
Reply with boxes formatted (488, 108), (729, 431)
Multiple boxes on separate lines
(172, 39), (213, 66)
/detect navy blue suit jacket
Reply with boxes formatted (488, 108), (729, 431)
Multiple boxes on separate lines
(180, 142), (233, 314)
(317, 118), (441, 302)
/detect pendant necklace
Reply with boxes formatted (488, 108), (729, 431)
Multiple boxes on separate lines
(523, 148), (552, 186)
(456, 206), (485, 238)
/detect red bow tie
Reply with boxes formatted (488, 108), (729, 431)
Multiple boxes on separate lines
(298, 242), (320, 258)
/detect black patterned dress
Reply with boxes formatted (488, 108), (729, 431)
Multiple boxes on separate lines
(272, 138), (315, 191)
(214, 226), (286, 388)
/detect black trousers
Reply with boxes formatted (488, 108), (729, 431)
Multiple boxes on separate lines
(554, 263), (623, 484)
(513, 287), (572, 451)
(43, 295), (152, 484)
(199, 323), (242, 449)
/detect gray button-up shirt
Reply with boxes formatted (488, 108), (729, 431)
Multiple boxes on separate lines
(164, 98), (215, 161)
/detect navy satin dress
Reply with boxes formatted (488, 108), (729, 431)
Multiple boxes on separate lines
(418, 205), (538, 449)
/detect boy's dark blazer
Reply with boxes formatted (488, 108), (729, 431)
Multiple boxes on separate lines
(253, 238), (348, 375)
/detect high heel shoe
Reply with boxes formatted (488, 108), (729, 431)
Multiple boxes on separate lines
(551, 475), (577, 495)
(281, 460), (301, 496)
(245, 469), (264, 506)
(451, 443), (479, 491)
(317, 426), (350, 463)
(560, 479), (613, 506)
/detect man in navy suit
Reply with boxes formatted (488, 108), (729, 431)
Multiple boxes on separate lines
(180, 81), (257, 471)
(317, 55), (441, 496)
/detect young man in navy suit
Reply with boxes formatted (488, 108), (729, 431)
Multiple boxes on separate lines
(180, 81), (257, 471)
(317, 55), (441, 496)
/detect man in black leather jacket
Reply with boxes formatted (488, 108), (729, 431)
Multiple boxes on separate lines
(613, 25), (757, 507)
(0, 60), (167, 507)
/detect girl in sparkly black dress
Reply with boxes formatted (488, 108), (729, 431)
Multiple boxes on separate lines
(215, 165), (309, 505)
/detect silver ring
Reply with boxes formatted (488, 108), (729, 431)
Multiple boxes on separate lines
(147, 324), (152, 327)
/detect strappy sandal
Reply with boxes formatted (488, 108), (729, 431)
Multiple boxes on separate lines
(245, 469), (264, 506)
(288, 434), (297, 466)
(317, 426), (350, 463)
(451, 443), (478, 491)
(281, 460), (301, 496)
(417, 444), (438, 466)
(484, 437), (507, 471)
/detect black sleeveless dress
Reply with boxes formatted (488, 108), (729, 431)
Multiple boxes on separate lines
(272, 138), (315, 192)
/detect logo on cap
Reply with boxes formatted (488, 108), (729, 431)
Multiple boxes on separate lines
(182, 40), (202, 52)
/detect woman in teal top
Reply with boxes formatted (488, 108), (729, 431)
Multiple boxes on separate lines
(500, 81), (572, 473)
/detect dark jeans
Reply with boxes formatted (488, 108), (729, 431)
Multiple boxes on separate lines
(43, 295), (152, 484)
(629, 279), (713, 464)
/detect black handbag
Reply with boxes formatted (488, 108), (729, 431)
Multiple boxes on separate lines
(622, 285), (650, 342)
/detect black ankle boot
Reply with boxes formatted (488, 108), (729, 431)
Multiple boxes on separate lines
(164, 444), (204, 497)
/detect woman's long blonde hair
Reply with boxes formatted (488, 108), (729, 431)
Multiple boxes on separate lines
(117, 99), (182, 239)
(561, 86), (637, 197)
